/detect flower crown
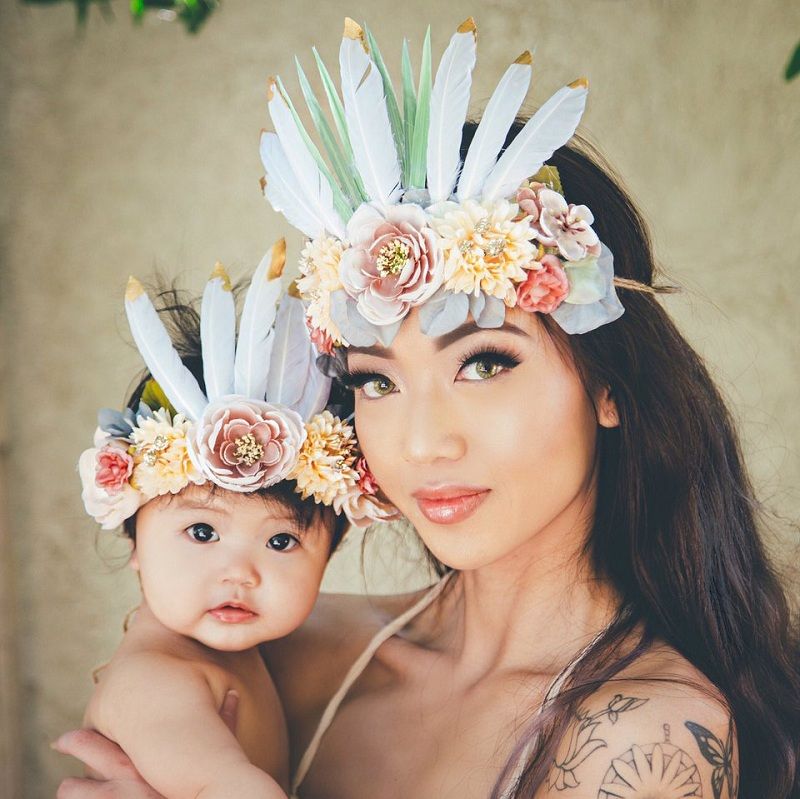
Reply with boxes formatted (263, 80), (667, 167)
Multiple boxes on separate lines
(259, 17), (639, 351)
(78, 242), (397, 530)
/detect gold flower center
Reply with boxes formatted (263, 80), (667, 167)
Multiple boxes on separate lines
(141, 434), (170, 466)
(376, 239), (410, 276)
(234, 433), (264, 466)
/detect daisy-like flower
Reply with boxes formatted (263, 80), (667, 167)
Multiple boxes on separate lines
(290, 411), (359, 505)
(130, 408), (202, 499)
(600, 744), (701, 799)
(428, 198), (536, 304)
(297, 235), (348, 347)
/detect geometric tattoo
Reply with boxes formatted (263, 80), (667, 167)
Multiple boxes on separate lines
(685, 718), (737, 799)
(549, 694), (649, 791)
(598, 724), (702, 798)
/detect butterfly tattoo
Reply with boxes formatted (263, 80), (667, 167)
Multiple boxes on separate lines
(685, 717), (737, 799)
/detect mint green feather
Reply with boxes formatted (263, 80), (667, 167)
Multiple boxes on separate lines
(408, 27), (432, 189)
(401, 39), (417, 186)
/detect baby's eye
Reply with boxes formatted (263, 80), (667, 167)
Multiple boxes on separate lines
(185, 523), (219, 543)
(267, 533), (299, 551)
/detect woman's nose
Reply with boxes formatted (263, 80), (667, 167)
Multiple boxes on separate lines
(400, 390), (466, 465)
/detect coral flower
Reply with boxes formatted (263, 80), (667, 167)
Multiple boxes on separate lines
(516, 254), (570, 314)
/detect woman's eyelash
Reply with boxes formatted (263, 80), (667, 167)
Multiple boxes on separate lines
(458, 345), (522, 371)
(339, 369), (387, 390)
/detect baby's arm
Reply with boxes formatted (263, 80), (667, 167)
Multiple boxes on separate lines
(91, 652), (286, 799)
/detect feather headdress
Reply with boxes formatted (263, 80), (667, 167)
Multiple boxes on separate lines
(79, 243), (397, 530)
(259, 18), (636, 348)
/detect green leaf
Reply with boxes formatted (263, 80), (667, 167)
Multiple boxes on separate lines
(141, 379), (176, 417)
(275, 75), (353, 222)
(401, 39), (417, 186)
(531, 165), (563, 195)
(408, 27), (432, 189)
(295, 57), (361, 209)
(786, 40), (800, 81)
(364, 25), (405, 177)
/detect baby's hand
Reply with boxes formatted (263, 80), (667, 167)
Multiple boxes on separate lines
(54, 690), (240, 798)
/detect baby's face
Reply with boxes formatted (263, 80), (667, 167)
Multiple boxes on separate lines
(130, 483), (332, 651)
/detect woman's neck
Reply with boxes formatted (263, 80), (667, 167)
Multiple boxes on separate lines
(434, 498), (620, 683)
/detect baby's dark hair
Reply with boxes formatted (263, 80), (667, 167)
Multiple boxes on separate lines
(120, 280), (349, 552)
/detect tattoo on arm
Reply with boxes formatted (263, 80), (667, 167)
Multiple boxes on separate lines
(598, 724), (701, 798)
(548, 694), (649, 791)
(685, 717), (737, 799)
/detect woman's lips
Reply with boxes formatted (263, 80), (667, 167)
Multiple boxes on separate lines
(412, 486), (490, 525)
(208, 603), (258, 623)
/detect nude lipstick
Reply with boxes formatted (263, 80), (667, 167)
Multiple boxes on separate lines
(412, 485), (490, 525)
(208, 601), (258, 623)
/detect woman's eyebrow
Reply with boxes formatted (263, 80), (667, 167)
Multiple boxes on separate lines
(433, 320), (528, 351)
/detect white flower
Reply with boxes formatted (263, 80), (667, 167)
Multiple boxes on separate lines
(297, 235), (348, 346)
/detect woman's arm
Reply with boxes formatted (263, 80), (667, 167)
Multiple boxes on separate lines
(535, 681), (738, 799)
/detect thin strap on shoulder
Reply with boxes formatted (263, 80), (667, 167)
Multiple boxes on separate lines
(291, 573), (455, 795)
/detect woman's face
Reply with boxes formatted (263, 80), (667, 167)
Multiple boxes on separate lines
(347, 307), (617, 571)
(130, 484), (331, 651)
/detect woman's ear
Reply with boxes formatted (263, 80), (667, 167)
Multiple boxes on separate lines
(596, 386), (619, 428)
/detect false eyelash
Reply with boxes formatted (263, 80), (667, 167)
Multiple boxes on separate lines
(458, 344), (522, 371)
(338, 368), (388, 390)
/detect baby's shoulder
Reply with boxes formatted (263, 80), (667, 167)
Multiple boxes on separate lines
(539, 644), (737, 798)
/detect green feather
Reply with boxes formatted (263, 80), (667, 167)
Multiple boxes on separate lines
(295, 57), (362, 208)
(364, 25), (405, 178)
(312, 47), (367, 203)
(141, 379), (177, 417)
(275, 75), (353, 221)
(401, 39), (417, 186)
(408, 27), (432, 189)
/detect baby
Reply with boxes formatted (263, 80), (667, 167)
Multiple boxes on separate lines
(75, 244), (394, 798)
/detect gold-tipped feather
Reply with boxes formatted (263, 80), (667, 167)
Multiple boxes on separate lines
(210, 262), (232, 291)
(515, 50), (532, 66)
(343, 17), (366, 51)
(569, 77), (589, 90)
(125, 276), (144, 302)
(268, 238), (287, 279)
(457, 17), (477, 37)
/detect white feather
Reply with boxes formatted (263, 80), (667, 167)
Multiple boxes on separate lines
(125, 283), (208, 421)
(427, 24), (477, 203)
(268, 84), (346, 240)
(234, 245), (284, 400)
(260, 132), (325, 239)
(200, 268), (236, 402)
(295, 349), (332, 420)
(339, 28), (402, 206)
(457, 58), (532, 201)
(481, 81), (588, 201)
(265, 296), (313, 408)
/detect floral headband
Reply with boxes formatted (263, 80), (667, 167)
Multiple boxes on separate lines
(78, 242), (398, 530)
(259, 17), (647, 352)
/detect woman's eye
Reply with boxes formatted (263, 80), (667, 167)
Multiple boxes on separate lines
(267, 533), (299, 551)
(360, 376), (397, 399)
(185, 523), (219, 543)
(459, 358), (503, 381)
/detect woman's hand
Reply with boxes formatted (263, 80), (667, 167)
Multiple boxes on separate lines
(53, 690), (240, 797)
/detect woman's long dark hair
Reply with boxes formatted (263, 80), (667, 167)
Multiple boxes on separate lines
(452, 120), (800, 799)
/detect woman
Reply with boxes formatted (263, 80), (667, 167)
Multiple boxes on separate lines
(56, 21), (800, 799)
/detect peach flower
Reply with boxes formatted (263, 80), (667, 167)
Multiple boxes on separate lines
(516, 255), (570, 314)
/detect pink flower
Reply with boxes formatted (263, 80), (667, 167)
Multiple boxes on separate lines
(515, 182), (546, 223)
(516, 255), (570, 314)
(306, 317), (335, 355)
(339, 203), (444, 326)
(95, 445), (134, 494)
(520, 187), (600, 262)
(333, 485), (401, 528)
(192, 397), (306, 492)
(355, 457), (378, 495)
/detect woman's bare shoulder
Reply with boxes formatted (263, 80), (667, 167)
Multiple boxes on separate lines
(538, 643), (737, 798)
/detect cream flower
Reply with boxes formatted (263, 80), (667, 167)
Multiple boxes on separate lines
(297, 235), (348, 347)
(290, 411), (359, 505)
(333, 486), (401, 528)
(130, 409), (202, 499)
(428, 198), (536, 304)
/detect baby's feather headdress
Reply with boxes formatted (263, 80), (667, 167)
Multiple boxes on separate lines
(79, 241), (396, 530)
(260, 17), (638, 352)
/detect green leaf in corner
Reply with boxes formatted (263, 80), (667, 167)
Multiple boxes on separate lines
(786, 39), (800, 81)
(531, 165), (563, 195)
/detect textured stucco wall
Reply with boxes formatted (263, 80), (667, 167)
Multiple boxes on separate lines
(1, 1), (798, 796)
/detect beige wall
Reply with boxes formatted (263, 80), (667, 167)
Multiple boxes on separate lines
(2, 1), (798, 796)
